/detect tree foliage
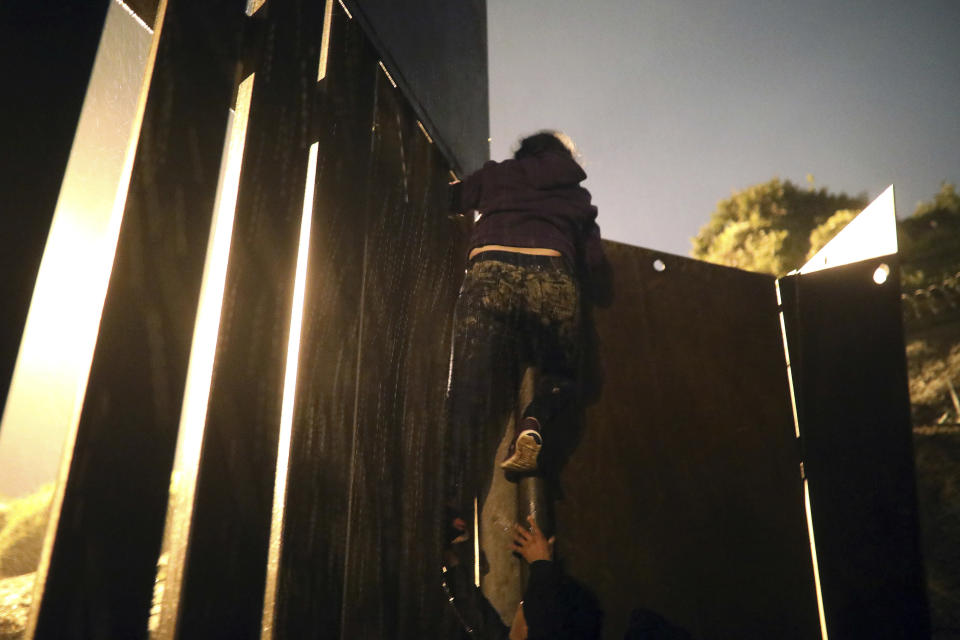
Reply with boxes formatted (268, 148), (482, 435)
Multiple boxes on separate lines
(898, 182), (960, 290)
(691, 178), (867, 276)
(692, 179), (960, 287)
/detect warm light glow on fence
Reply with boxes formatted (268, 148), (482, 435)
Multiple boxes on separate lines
(804, 479), (830, 640)
(246, 0), (267, 16)
(774, 280), (801, 439)
(776, 277), (826, 638)
(1, 1), (167, 636)
(317, 0), (334, 81)
(474, 497), (481, 587)
(150, 72), (255, 639)
(378, 60), (398, 89)
(0, 0), (156, 498)
(800, 186), (897, 274)
(417, 120), (434, 144)
(261, 141), (319, 638)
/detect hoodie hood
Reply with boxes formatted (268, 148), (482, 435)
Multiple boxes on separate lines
(517, 151), (587, 190)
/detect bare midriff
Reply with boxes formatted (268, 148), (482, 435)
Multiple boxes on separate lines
(468, 244), (563, 260)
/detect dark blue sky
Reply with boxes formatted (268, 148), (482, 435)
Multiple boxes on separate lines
(488, 0), (960, 257)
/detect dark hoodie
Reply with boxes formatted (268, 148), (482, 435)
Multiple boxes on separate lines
(449, 151), (604, 275)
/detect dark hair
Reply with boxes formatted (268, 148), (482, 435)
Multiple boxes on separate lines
(513, 130), (577, 160)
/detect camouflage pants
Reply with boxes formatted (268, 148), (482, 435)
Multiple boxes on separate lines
(447, 251), (580, 502)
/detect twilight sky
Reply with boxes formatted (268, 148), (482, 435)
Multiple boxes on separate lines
(487, 0), (960, 257)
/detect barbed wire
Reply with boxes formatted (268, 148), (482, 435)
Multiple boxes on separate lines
(913, 425), (960, 435)
(902, 271), (960, 324)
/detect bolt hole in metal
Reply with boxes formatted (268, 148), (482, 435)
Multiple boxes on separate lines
(873, 263), (890, 285)
(653, 258), (666, 272)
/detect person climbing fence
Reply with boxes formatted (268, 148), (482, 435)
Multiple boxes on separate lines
(445, 130), (605, 511)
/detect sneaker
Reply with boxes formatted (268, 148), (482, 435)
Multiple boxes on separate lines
(500, 428), (543, 472)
